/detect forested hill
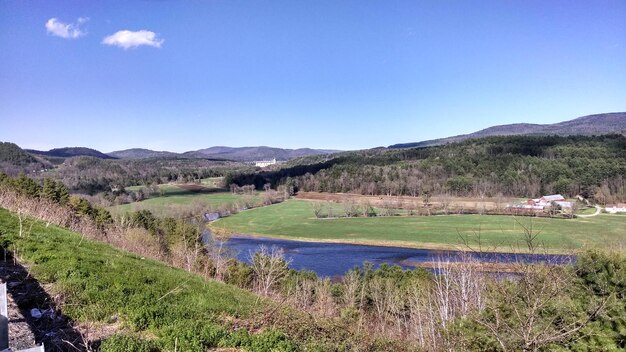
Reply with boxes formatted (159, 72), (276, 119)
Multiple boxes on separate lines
(26, 147), (116, 159)
(0, 142), (38, 165)
(390, 112), (626, 148)
(228, 134), (626, 203)
(0, 142), (49, 175)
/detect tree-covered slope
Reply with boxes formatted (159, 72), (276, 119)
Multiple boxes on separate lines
(0, 142), (38, 165)
(0, 142), (50, 175)
(229, 135), (626, 202)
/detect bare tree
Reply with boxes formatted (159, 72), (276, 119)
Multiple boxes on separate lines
(473, 219), (605, 352)
(249, 245), (291, 296)
(343, 269), (361, 308)
(205, 234), (233, 281)
(342, 199), (359, 217)
(312, 202), (323, 218)
(313, 278), (336, 318)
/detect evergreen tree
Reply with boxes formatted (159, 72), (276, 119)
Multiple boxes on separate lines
(41, 178), (59, 202)
(14, 174), (41, 198)
(94, 207), (113, 229)
(56, 182), (70, 205)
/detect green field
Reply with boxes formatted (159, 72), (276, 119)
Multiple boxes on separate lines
(111, 183), (262, 216)
(214, 200), (626, 253)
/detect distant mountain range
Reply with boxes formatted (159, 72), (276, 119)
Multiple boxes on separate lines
(389, 112), (626, 149)
(108, 146), (340, 161)
(11, 112), (625, 162)
(179, 146), (340, 162)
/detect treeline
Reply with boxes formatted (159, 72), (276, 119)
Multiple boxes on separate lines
(0, 173), (115, 229)
(228, 135), (626, 202)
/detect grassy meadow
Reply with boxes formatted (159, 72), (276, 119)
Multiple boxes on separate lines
(213, 199), (626, 253)
(111, 181), (263, 216)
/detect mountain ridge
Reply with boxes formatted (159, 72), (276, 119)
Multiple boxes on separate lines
(25, 147), (116, 159)
(389, 112), (626, 149)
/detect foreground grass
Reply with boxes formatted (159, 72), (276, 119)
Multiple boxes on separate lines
(214, 200), (626, 253)
(0, 208), (347, 351)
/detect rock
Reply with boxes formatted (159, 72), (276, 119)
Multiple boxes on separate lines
(30, 308), (42, 319)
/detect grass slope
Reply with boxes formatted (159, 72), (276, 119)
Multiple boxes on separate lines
(0, 208), (303, 351)
(214, 200), (626, 253)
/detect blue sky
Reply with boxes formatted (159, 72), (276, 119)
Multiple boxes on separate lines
(1, 1), (625, 152)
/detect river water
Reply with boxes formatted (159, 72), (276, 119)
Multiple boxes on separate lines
(218, 235), (574, 277)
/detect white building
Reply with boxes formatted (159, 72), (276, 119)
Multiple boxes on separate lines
(606, 203), (626, 213)
(255, 158), (277, 167)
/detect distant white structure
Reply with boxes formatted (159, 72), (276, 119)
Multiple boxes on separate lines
(605, 203), (626, 213)
(255, 158), (277, 167)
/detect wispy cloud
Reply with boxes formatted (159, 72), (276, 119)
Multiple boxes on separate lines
(45, 17), (88, 39)
(102, 30), (164, 49)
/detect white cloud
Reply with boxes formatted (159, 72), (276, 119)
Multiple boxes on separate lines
(102, 30), (164, 49)
(45, 17), (88, 39)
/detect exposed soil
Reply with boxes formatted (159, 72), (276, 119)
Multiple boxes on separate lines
(296, 192), (514, 210)
(5, 284), (36, 350)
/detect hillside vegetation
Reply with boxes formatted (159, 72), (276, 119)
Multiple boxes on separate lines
(229, 135), (626, 203)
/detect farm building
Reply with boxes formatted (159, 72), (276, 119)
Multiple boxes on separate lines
(605, 204), (626, 213)
(527, 194), (565, 207)
(509, 194), (572, 211)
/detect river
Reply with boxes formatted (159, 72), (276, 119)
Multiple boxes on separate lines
(216, 235), (575, 277)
